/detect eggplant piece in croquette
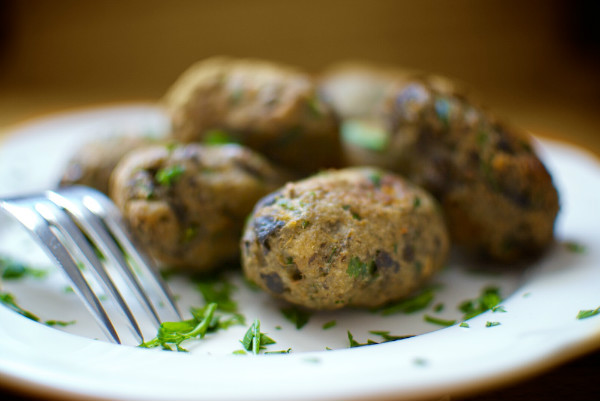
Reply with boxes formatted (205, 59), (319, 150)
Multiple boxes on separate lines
(241, 167), (449, 310)
(164, 56), (342, 175)
(110, 143), (288, 272)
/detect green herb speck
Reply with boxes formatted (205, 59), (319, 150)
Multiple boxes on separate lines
(576, 307), (600, 320)
(459, 322), (470, 328)
(203, 129), (237, 145)
(424, 314), (456, 327)
(322, 320), (337, 330)
(281, 307), (311, 329)
(155, 165), (185, 187)
(347, 256), (377, 279)
(565, 241), (586, 254)
(485, 321), (501, 327)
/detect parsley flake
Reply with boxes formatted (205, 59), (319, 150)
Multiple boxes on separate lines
(155, 165), (185, 187)
(347, 256), (377, 279)
(0, 291), (40, 321)
(485, 321), (501, 327)
(0, 256), (47, 280)
(576, 307), (600, 320)
(565, 241), (586, 254)
(459, 286), (502, 320)
(240, 319), (276, 355)
(281, 307), (311, 329)
(322, 320), (337, 330)
(374, 286), (438, 315)
(424, 314), (456, 327)
(139, 303), (220, 351)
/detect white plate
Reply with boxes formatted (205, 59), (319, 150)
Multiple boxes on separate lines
(1, 105), (599, 401)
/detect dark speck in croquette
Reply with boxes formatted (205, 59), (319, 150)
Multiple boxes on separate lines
(403, 244), (415, 262)
(261, 272), (286, 294)
(254, 191), (281, 209)
(375, 250), (400, 272)
(254, 216), (285, 251)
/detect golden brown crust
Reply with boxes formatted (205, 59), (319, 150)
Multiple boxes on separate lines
(241, 167), (449, 309)
(110, 143), (288, 271)
(164, 56), (342, 174)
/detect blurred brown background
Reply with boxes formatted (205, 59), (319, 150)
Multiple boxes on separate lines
(0, 1), (599, 401)
(0, 0), (599, 155)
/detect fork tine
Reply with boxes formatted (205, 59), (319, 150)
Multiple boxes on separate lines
(46, 189), (164, 326)
(0, 199), (121, 344)
(80, 189), (181, 321)
(35, 199), (144, 343)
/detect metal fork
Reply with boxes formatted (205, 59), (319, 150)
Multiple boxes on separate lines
(0, 186), (181, 344)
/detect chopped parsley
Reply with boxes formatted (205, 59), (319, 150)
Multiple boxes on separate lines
(347, 256), (377, 279)
(576, 307), (600, 320)
(368, 330), (414, 342)
(485, 321), (501, 327)
(413, 197), (421, 208)
(281, 306), (311, 329)
(1, 291), (78, 328)
(347, 330), (374, 347)
(491, 305), (507, 313)
(374, 286), (438, 315)
(264, 348), (292, 355)
(424, 314), (456, 327)
(240, 319), (276, 355)
(45, 320), (76, 327)
(194, 275), (240, 315)
(0, 256), (47, 280)
(433, 303), (444, 313)
(139, 303), (231, 351)
(413, 358), (428, 366)
(203, 129), (237, 145)
(155, 165), (185, 187)
(565, 241), (586, 254)
(322, 320), (337, 330)
(347, 330), (413, 347)
(0, 291), (40, 321)
(459, 286), (502, 320)
(459, 322), (470, 328)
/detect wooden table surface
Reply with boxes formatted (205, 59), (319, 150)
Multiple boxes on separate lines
(0, 89), (599, 401)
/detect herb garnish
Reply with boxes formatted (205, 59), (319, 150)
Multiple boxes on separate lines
(203, 129), (237, 145)
(240, 319), (276, 354)
(347, 330), (413, 347)
(576, 307), (600, 320)
(347, 256), (377, 279)
(140, 303), (222, 351)
(368, 330), (414, 342)
(0, 291), (40, 321)
(281, 306), (311, 329)
(155, 165), (185, 187)
(45, 320), (76, 327)
(459, 322), (470, 328)
(195, 276), (240, 314)
(485, 321), (501, 327)
(424, 314), (456, 327)
(0, 256), (47, 280)
(459, 286), (502, 320)
(374, 286), (438, 315)
(322, 320), (337, 330)
(565, 241), (586, 254)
